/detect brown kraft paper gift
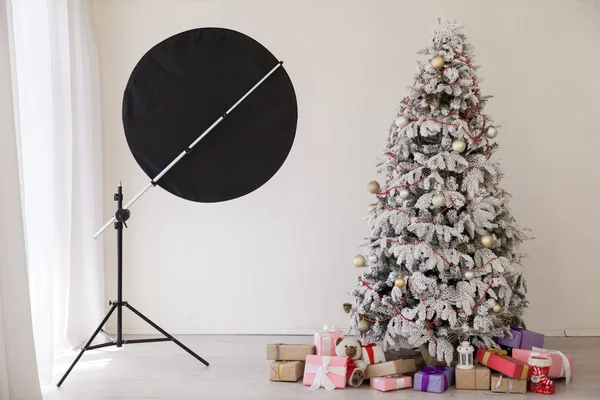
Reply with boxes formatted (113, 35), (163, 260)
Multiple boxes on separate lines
(366, 359), (418, 379)
(455, 365), (491, 389)
(268, 361), (305, 382)
(491, 373), (527, 394)
(266, 344), (314, 361)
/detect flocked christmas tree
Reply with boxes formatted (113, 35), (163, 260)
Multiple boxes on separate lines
(348, 20), (530, 364)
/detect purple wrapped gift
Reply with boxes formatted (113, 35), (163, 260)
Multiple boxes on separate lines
(495, 326), (544, 351)
(413, 366), (455, 393)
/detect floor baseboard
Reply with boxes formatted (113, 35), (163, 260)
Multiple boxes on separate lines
(564, 328), (600, 337)
(119, 328), (599, 337)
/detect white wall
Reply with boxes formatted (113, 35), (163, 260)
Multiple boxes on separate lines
(91, 0), (600, 335)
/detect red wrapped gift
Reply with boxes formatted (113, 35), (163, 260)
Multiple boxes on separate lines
(476, 348), (531, 380)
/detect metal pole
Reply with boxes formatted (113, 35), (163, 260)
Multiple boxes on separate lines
(93, 61), (284, 239)
(116, 183), (123, 347)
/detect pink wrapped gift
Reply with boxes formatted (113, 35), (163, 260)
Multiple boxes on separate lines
(303, 355), (347, 391)
(512, 347), (573, 383)
(313, 326), (343, 356)
(370, 374), (412, 392)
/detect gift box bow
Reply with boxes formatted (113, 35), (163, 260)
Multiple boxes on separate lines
(305, 356), (346, 391)
(320, 325), (342, 333)
(363, 343), (377, 364)
(487, 348), (508, 356)
(531, 346), (571, 385)
(419, 366), (449, 391)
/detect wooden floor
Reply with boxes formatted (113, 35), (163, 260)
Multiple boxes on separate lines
(43, 335), (599, 399)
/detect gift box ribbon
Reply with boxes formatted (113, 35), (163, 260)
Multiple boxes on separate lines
(305, 356), (346, 391)
(509, 326), (527, 347)
(495, 375), (515, 393)
(268, 362), (288, 381)
(420, 366), (448, 392)
(531, 346), (571, 385)
(363, 343), (376, 364)
(272, 343), (284, 361)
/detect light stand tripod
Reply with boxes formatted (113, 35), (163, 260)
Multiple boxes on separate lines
(57, 183), (209, 387)
(56, 60), (285, 387)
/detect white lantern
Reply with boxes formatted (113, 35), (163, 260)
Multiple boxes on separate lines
(457, 341), (474, 370)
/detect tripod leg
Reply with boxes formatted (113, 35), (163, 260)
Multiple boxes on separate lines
(57, 303), (118, 387)
(100, 329), (116, 342)
(124, 303), (209, 367)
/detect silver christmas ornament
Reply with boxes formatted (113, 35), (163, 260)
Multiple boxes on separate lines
(452, 139), (467, 153)
(464, 271), (475, 280)
(486, 126), (498, 139)
(394, 116), (410, 128)
(368, 254), (378, 263)
(432, 193), (446, 207)
(399, 188), (410, 199)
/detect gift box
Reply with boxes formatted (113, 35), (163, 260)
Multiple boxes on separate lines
(303, 355), (347, 391)
(366, 358), (419, 379)
(268, 361), (305, 382)
(413, 366), (455, 393)
(383, 349), (425, 376)
(476, 348), (531, 380)
(495, 326), (544, 351)
(370, 374), (412, 392)
(491, 373), (527, 394)
(266, 344), (314, 361)
(361, 343), (386, 365)
(455, 365), (490, 390)
(512, 347), (573, 382)
(313, 328), (343, 356)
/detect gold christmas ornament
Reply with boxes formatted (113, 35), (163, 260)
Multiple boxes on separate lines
(431, 55), (445, 69)
(421, 167), (432, 178)
(368, 203), (378, 211)
(357, 319), (370, 333)
(452, 139), (467, 153)
(343, 303), (352, 314)
(492, 303), (503, 314)
(353, 255), (366, 268)
(480, 234), (494, 248)
(367, 180), (381, 194)
(394, 277), (405, 288)
(457, 242), (469, 254)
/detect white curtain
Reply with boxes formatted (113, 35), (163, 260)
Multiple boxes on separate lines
(10, 0), (105, 385)
(0, 2), (42, 399)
